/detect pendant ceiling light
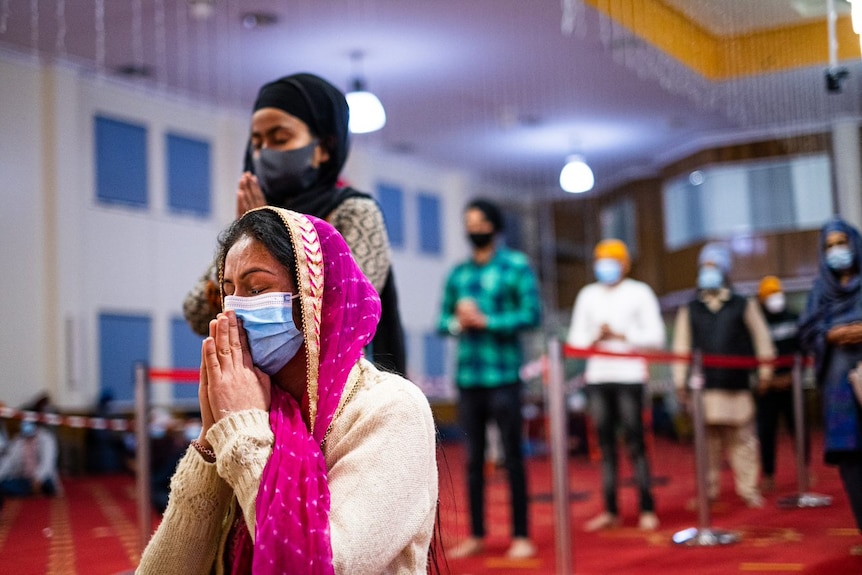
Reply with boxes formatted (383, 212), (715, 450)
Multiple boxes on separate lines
(345, 50), (386, 134)
(559, 154), (594, 194)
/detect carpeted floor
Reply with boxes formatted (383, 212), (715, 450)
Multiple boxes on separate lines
(438, 432), (862, 574)
(0, 432), (858, 574)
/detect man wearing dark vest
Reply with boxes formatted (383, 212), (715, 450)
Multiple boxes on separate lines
(672, 242), (775, 508)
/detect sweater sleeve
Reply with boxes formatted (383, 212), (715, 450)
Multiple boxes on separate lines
(206, 409), (274, 541)
(328, 198), (392, 294)
(325, 369), (438, 574)
(136, 449), (233, 575)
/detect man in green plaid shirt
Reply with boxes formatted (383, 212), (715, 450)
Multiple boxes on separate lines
(438, 198), (541, 560)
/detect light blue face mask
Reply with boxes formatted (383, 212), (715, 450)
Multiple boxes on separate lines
(594, 258), (623, 285)
(826, 245), (854, 271)
(697, 266), (724, 290)
(223, 292), (303, 375)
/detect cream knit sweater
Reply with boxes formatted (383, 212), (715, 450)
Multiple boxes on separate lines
(136, 359), (438, 575)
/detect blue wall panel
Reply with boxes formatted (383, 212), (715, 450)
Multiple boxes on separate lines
(95, 115), (148, 208)
(98, 313), (151, 402)
(166, 133), (211, 216)
(376, 183), (405, 248)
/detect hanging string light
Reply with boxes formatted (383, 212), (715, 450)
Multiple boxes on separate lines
(55, 0), (66, 56)
(94, 0), (105, 73)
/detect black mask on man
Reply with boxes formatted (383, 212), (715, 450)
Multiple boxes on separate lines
(468, 232), (495, 249)
(251, 141), (319, 206)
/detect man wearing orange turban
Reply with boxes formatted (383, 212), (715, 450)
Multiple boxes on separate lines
(755, 276), (804, 492)
(567, 239), (665, 532)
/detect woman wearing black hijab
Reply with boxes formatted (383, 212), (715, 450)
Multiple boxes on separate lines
(799, 217), (862, 553)
(184, 73), (406, 375)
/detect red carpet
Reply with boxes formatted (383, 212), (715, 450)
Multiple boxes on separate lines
(0, 475), (139, 575)
(438, 433), (862, 574)
(0, 433), (858, 574)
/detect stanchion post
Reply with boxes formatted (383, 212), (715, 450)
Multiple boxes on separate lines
(134, 362), (153, 554)
(777, 354), (832, 509)
(547, 339), (574, 574)
(793, 353), (808, 492)
(672, 350), (740, 546)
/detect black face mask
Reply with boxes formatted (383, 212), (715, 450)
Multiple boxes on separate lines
(468, 232), (495, 249)
(251, 141), (319, 206)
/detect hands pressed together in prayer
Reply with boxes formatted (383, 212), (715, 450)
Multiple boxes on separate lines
(595, 323), (625, 345)
(236, 172), (267, 219)
(455, 298), (488, 330)
(197, 310), (271, 450)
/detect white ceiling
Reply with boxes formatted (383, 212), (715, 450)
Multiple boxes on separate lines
(0, 0), (859, 196)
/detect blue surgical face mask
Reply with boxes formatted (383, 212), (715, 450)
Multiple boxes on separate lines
(697, 266), (724, 290)
(594, 258), (623, 285)
(826, 245), (854, 271)
(223, 292), (303, 375)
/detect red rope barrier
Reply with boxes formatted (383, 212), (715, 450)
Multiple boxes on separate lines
(148, 368), (199, 382)
(562, 345), (805, 369)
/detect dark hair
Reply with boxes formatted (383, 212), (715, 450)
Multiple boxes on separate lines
(465, 198), (504, 233)
(216, 209), (298, 290)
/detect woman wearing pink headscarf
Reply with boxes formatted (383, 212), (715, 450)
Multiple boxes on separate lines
(138, 207), (438, 574)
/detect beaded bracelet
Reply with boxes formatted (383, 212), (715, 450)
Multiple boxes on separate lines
(191, 439), (216, 463)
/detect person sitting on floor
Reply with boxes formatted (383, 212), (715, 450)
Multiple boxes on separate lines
(0, 421), (61, 499)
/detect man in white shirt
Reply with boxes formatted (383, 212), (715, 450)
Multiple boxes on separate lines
(567, 239), (665, 531)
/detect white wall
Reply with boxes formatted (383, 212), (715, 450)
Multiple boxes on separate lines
(0, 56), (49, 409)
(0, 54), (517, 412)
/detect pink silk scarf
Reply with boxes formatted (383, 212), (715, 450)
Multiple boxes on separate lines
(230, 207), (381, 575)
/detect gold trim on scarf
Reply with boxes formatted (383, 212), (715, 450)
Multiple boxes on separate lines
(266, 206), (324, 433)
(226, 206), (324, 434)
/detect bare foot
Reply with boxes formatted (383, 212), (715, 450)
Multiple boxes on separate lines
(638, 511), (659, 531)
(583, 511), (619, 532)
(448, 537), (483, 559)
(506, 537), (537, 559)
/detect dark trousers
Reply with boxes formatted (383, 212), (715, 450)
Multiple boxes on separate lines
(755, 387), (809, 477)
(0, 477), (56, 497)
(587, 383), (655, 514)
(459, 383), (529, 538)
(838, 453), (862, 531)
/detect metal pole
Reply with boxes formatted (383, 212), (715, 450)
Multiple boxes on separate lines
(547, 339), (574, 574)
(777, 354), (832, 508)
(691, 359), (711, 532)
(673, 350), (740, 546)
(134, 362), (153, 553)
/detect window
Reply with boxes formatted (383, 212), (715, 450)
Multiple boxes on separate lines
(166, 133), (211, 216)
(376, 183), (405, 248)
(662, 154), (833, 249)
(95, 115), (148, 208)
(99, 313), (151, 402)
(417, 192), (442, 255)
